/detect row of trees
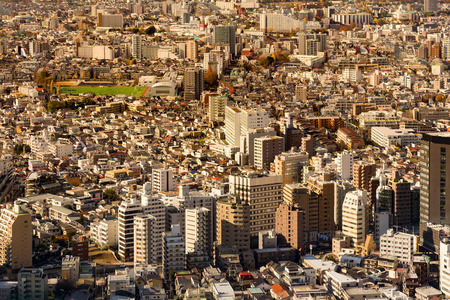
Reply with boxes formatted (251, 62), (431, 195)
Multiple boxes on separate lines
(47, 98), (96, 113)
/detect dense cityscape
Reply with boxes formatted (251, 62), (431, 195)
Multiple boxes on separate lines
(0, 0), (450, 299)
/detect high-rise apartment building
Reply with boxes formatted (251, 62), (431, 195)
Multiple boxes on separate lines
(209, 95), (231, 122)
(17, 269), (48, 300)
(186, 40), (198, 61)
(163, 224), (185, 279)
(380, 229), (416, 263)
(185, 207), (213, 255)
(306, 172), (335, 237)
(424, 0), (438, 12)
(254, 136), (284, 170)
(353, 161), (376, 191)
(213, 25), (236, 55)
(152, 168), (176, 192)
(216, 197), (251, 252)
(184, 67), (204, 101)
(229, 173), (283, 243)
(298, 32), (327, 56)
(132, 34), (142, 59)
(274, 152), (309, 185)
(225, 107), (270, 148)
(0, 203), (32, 269)
(342, 190), (368, 247)
(134, 214), (158, 265)
(118, 183), (165, 262)
(276, 183), (319, 249)
(336, 151), (354, 180)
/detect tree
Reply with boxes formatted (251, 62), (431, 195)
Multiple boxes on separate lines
(145, 25), (156, 35)
(68, 177), (82, 186)
(48, 100), (62, 113)
(104, 188), (120, 202)
(204, 66), (218, 88)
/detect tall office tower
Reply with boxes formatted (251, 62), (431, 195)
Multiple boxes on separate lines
(420, 133), (450, 250)
(353, 161), (376, 191)
(298, 32), (327, 56)
(97, 12), (124, 28)
(163, 224), (185, 279)
(295, 84), (307, 102)
(152, 169), (176, 192)
(225, 106), (241, 146)
(254, 136), (284, 170)
(213, 25), (236, 55)
(209, 95), (231, 122)
(184, 67), (204, 101)
(306, 172), (335, 237)
(186, 40), (198, 61)
(229, 173), (283, 245)
(0, 203), (32, 269)
(392, 179), (412, 228)
(342, 190), (368, 247)
(274, 152), (309, 185)
(424, 0), (438, 12)
(131, 34), (142, 59)
(336, 151), (354, 180)
(134, 214), (157, 265)
(118, 199), (143, 261)
(276, 183), (319, 249)
(185, 207), (213, 255)
(417, 44), (429, 60)
(216, 196), (251, 252)
(18, 269), (48, 300)
(440, 239), (450, 297)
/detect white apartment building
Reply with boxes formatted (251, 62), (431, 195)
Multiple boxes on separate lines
(358, 111), (400, 129)
(118, 199), (143, 262)
(49, 142), (73, 158)
(152, 169), (176, 192)
(441, 239), (450, 297)
(225, 106), (242, 146)
(229, 173), (283, 237)
(380, 229), (416, 263)
(371, 127), (420, 148)
(342, 190), (367, 247)
(335, 151), (354, 180)
(134, 214), (158, 265)
(17, 269), (48, 300)
(323, 271), (358, 300)
(185, 207), (212, 255)
(241, 108), (269, 137)
(90, 219), (118, 248)
(209, 95), (230, 122)
(163, 224), (185, 279)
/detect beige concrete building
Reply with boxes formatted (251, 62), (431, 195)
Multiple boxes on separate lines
(229, 173), (283, 242)
(186, 40), (198, 61)
(0, 203), (32, 269)
(276, 183), (319, 249)
(216, 197), (251, 252)
(254, 136), (284, 170)
(274, 152), (309, 185)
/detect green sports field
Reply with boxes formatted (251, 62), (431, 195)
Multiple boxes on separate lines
(61, 86), (147, 97)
